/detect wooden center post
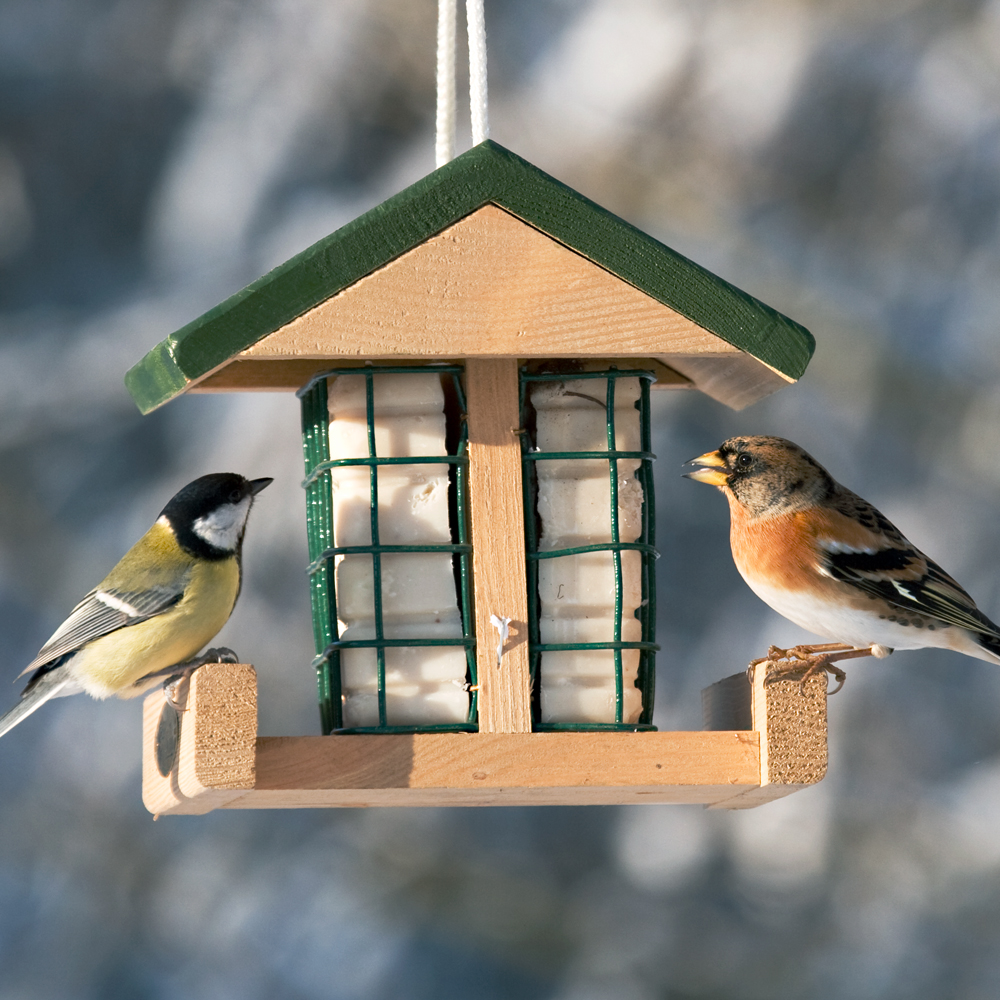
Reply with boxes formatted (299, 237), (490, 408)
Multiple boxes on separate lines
(464, 357), (532, 733)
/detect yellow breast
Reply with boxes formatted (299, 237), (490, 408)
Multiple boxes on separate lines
(72, 554), (241, 700)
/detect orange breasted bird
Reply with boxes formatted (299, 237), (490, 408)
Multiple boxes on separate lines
(685, 436), (1000, 687)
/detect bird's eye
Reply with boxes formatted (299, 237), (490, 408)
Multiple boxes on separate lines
(737, 453), (753, 469)
(229, 489), (242, 503)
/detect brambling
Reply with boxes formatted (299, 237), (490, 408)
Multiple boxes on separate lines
(685, 436), (1000, 690)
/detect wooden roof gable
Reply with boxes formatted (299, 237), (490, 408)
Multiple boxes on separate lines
(125, 141), (814, 413)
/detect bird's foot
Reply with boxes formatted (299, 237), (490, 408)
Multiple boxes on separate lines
(201, 647), (239, 664)
(749, 642), (854, 668)
(753, 643), (887, 694)
(792, 654), (848, 695)
(160, 648), (241, 707)
(756, 653), (847, 694)
(750, 643), (872, 695)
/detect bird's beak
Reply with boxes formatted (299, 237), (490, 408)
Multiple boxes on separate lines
(683, 450), (729, 486)
(249, 477), (273, 496)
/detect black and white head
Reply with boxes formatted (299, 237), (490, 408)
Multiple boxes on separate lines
(160, 473), (273, 559)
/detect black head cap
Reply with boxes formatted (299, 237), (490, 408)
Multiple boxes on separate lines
(161, 473), (272, 558)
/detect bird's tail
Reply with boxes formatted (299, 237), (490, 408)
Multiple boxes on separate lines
(974, 629), (1000, 664)
(0, 664), (77, 739)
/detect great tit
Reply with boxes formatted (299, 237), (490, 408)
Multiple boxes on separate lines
(0, 472), (272, 739)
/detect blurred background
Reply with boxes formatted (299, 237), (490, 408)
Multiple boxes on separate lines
(3, 0), (1000, 995)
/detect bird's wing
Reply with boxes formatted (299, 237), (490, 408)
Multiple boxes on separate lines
(818, 494), (1000, 640)
(19, 581), (187, 678)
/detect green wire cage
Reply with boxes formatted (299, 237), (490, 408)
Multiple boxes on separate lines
(300, 363), (657, 735)
(520, 368), (658, 731)
(299, 365), (478, 735)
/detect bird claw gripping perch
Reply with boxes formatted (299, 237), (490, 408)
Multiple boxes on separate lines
(750, 643), (889, 695)
(200, 647), (240, 664)
(161, 647), (242, 707)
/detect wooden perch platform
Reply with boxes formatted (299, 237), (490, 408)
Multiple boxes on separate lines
(142, 662), (827, 815)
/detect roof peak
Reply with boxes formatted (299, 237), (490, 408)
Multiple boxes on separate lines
(125, 141), (813, 414)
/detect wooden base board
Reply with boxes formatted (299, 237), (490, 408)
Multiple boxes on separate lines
(142, 663), (827, 815)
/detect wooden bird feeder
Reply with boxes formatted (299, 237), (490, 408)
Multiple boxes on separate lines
(127, 141), (825, 814)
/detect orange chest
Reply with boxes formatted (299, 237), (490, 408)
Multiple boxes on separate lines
(728, 507), (824, 590)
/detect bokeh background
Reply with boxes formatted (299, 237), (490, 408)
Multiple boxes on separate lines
(3, 0), (1000, 995)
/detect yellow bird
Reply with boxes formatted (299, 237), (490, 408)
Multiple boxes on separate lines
(0, 472), (271, 738)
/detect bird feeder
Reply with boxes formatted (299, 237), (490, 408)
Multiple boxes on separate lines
(128, 142), (827, 814)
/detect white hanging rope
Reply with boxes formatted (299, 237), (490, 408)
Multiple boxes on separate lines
(435, 0), (489, 166)
(467, 0), (489, 145)
(435, 0), (457, 168)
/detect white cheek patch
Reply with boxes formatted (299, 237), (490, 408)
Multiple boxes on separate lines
(193, 497), (251, 551)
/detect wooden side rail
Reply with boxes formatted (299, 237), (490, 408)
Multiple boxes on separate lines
(142, 662), (827, 816)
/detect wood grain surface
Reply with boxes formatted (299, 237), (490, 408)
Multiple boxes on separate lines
(141, 663), (257, 817)
(239, 206), (735, 362)
(465, 358), (533, 733)
(141, 660), (828, 813)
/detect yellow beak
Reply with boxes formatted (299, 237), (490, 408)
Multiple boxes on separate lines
(683, 450), (729, 486)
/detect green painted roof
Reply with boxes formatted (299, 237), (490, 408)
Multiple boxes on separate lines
(126, 140), (814, 414)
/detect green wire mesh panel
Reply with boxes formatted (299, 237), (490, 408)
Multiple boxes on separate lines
(520, 368), (658, 731)
(299, 366), (477, 735)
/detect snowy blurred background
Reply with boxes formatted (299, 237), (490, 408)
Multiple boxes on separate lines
(3, 0), (1000, 995)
